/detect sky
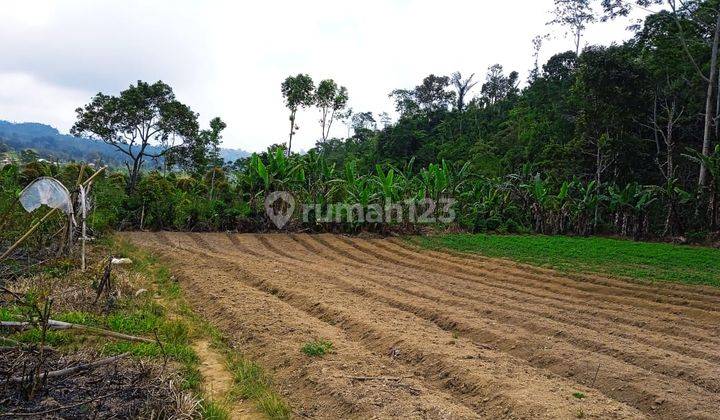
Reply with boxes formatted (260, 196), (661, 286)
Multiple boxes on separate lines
(0, 0), (654, 153)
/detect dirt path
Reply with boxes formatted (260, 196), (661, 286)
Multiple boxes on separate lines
(124, 232), (720, 419)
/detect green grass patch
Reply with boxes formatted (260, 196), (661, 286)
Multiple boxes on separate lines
(573, 392), (586, 399)
(199, 399), (230, 420)
(12, 329), (75, 347)
(411, 234), (720, 287)
(226, 353), (291, 419)
(301, 339), (334, 357)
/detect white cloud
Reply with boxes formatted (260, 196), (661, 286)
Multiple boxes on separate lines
(0, 0), (654, 152)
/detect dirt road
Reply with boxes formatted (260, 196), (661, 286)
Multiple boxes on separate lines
(124, 232), (720, 419)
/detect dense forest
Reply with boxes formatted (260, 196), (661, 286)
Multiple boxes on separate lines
(3, 0), (720, 242)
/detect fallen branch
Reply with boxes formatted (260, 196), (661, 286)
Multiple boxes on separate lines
(4, 352), (130, 385)
(0, 320), (154, 344)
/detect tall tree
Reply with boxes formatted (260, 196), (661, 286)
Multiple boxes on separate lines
(168, 117), (227, 176)
(71, 80), (199, 192)
(281, 74), (315, 156)
(548, 0), (596, 56)
(315, 79), (349, 142)
(451, 72), (478, 112)
(481, 64), (519, 106)
(602, 0), (719, 186)
(414, 74), (456, 112)
(390, 74), (456, 115)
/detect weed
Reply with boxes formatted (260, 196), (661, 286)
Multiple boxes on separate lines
(573, 392), (586, 399)
(301, 339), (334, 357)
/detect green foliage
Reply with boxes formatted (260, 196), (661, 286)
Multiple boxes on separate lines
(301, 339), (334, 357)
(226, 353), (292, 419)
(199, 400), (230, 420)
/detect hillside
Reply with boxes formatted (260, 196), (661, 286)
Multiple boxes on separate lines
(0, 120), (249, 166)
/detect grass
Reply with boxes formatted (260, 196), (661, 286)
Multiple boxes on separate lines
(411, 234), (720, 287)
(573, 392), (586, 399)
(301, 339), (334, 357)
(226, 352), (292, 418)
(199, 400), (230, 420)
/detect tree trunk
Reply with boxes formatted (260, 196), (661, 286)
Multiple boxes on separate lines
(287, 111), (296, 157)
(700, 8), (720, 186)
(128, 157), (142, 193)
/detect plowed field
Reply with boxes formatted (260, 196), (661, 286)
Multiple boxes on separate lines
(124, 232), (720, 419)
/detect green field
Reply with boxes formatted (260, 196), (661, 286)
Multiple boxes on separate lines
(411, 234), (720, 287)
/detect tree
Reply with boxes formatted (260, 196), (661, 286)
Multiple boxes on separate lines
(281, 74), (315, 156)
(414, 75), (456, 112)
(530, 35), (547, 81)
(451, 72), (478, 112)
(480, 65), (519, 106)
(20, 149), (39, 164)
(548, 0), (596, 56)
(378, 112), (392, 129)
(390, 74), (456, 116)
(315, 79), (349, 143)
(168, 117), (227, 176)
(71, 80), (199, 192)
(602, 0), (718, 186)
(389, 88), (420, 116)
(351, 112), (376, 133)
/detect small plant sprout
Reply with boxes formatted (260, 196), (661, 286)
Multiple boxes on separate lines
(301, 339), (334, 357)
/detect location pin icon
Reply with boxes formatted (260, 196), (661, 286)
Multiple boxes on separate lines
(264, 191), (296, 229)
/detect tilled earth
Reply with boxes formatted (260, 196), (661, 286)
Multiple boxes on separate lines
(124, 232), (720, 419)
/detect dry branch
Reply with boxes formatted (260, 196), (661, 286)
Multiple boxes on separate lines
(0, 320), (154, 344)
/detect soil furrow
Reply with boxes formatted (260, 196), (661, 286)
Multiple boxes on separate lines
(345, 236), (720, 318)
(229, 234), (720, 409)
(131, 232), (482, 419)
(156, 233), (642, 419)
(312, 234), (720, 349)
(333, 235), (720, 334)
(289, 234), (720, 365)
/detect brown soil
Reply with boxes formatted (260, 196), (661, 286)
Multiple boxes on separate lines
(122, 232), (720, 419)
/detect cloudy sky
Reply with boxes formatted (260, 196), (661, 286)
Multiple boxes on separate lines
(0, 0), (652, 152)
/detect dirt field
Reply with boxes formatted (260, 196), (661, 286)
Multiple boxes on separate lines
(123, 232), (720, 419)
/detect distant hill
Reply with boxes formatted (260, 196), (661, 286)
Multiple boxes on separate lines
(0, 120), (249, 166)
